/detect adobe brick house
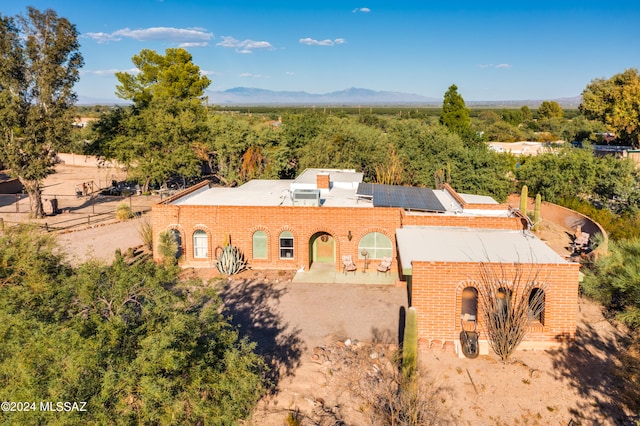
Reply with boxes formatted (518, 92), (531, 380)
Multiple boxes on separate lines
(152, 168), (580, 353)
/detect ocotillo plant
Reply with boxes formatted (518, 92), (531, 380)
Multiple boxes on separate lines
(519, 185), (528, 215)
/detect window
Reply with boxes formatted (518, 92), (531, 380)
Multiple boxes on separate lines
(193, 230), (208, 258)
(170, 229), (183, 258)
(528, 288), (545, 324)
(496, 287), (511, 321)
(253, 230), (268, 259)
(461, 287), (478, 321)
(358, 232), (392, 259)
(279, 231), (294, 259)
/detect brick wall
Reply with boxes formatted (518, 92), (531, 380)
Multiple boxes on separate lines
(152, 203), (404, 271)
(401, 210), (524, 230)
(410, 261), (579, 347)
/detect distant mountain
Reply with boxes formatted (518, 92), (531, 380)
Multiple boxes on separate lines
(207, 87), (441, 105)
(75, 88), (582, 108)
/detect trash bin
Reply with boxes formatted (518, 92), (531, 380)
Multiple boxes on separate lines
(50, 198), (59, 216)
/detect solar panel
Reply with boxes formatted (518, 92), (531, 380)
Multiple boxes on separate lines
(369, 184), (446, 212)
(356, 182), (374, 197)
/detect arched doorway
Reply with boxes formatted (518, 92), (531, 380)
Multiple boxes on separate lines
(309, 232), (335, 267)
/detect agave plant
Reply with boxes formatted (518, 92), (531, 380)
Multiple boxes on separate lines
(215, 244), (248, 275)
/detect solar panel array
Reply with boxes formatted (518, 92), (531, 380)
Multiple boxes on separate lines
(356, 183), (446, 212)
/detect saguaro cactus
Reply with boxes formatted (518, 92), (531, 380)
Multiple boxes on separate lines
(532, 193), (541, 230)
(402, 307), (418, 381)
(519, 185), (528, 215)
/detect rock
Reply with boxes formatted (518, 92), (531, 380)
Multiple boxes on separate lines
(344, 338), (352, 347)
(370, 352), (379, 359)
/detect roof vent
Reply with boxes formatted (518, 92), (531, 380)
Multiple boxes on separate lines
(292, 189), (321, 206)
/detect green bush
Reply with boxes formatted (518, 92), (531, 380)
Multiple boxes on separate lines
(582, 239), (640, 328)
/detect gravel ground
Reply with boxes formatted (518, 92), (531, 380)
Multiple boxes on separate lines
(56, 215), (148, 265)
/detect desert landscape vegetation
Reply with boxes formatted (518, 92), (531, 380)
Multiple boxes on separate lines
(2, 5), (640, 426)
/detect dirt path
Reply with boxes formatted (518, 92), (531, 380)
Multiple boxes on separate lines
(57, 215), (148, 265)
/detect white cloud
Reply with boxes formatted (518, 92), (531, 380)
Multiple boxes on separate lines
(179, 42), (209, 48)
(84, 27), (213, 46)
(240, 73), (270, 78)
(479, 63), (512, 69)
(285, 71), (295, 75)
(299, 37), (346, 46)
(80, 68), (139, 76)
(216, 36), (273, 53)
(352, 7), (371, 13)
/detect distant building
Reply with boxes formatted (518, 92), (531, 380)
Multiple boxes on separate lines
(152, 168), (579, 354)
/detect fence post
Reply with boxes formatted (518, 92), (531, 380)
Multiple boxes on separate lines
(0, 217), (4, 231)
(15, 194), (19, 213)
(88, 215), (91, 225)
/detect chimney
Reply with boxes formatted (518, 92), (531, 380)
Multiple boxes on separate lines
(316, 172), (330, 190)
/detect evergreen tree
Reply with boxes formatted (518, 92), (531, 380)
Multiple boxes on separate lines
(440, 84), (471, 137)
(93, 48), (210, 191)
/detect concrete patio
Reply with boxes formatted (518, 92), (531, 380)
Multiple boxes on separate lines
(292, 263), (400, 285)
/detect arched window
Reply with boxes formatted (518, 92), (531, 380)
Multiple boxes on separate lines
(170, 229), (183, 258)
(528, 288), (545, 324)
(253, 230), (268, 259)
(461, 287), (478, 321)
(193, 230), (208, 258)
(358, 232), (392, 259)
(279, 231), (294, 259)
(496, 287), (511, 321)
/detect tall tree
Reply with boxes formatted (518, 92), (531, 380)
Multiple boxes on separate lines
(0, 7), (83, 217)
(580, 68), (640, 147)
(440, 84), (471, 137)
(94, 48), (210, 191)
(537, 101), (563, 119)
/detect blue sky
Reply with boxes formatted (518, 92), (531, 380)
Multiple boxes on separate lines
(4, 1), (640, 102)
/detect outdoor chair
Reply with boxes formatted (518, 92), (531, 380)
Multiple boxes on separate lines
(376, 256), (392, 275)
(573, 231), (590, 253)
(342, 255), (357, 275)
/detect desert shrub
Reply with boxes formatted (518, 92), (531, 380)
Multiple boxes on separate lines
(115, 202), (134, 221)
(582, 238), (640, 328)
(137, 218), (153, 250)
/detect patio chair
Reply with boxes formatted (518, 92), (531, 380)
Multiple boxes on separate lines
(342, 255), (357, 275)
(376, 256), (392, 275)
(573, 232), (590, 253)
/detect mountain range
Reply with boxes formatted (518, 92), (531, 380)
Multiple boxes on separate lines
(206, 87), (441, 106)
(207, 87), (582, 107)
(77, 87), (582, 107)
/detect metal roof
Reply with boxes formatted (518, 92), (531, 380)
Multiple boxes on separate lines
(396, 226), (568, 275)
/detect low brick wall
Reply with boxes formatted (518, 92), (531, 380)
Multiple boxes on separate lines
(507, 194), (608, 256)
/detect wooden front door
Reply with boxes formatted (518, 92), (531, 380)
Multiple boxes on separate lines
(313, 234), (335, 263)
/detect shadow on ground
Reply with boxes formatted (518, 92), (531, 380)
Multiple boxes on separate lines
(218, 278), (304, 393)
(547, 319), (640, 425)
